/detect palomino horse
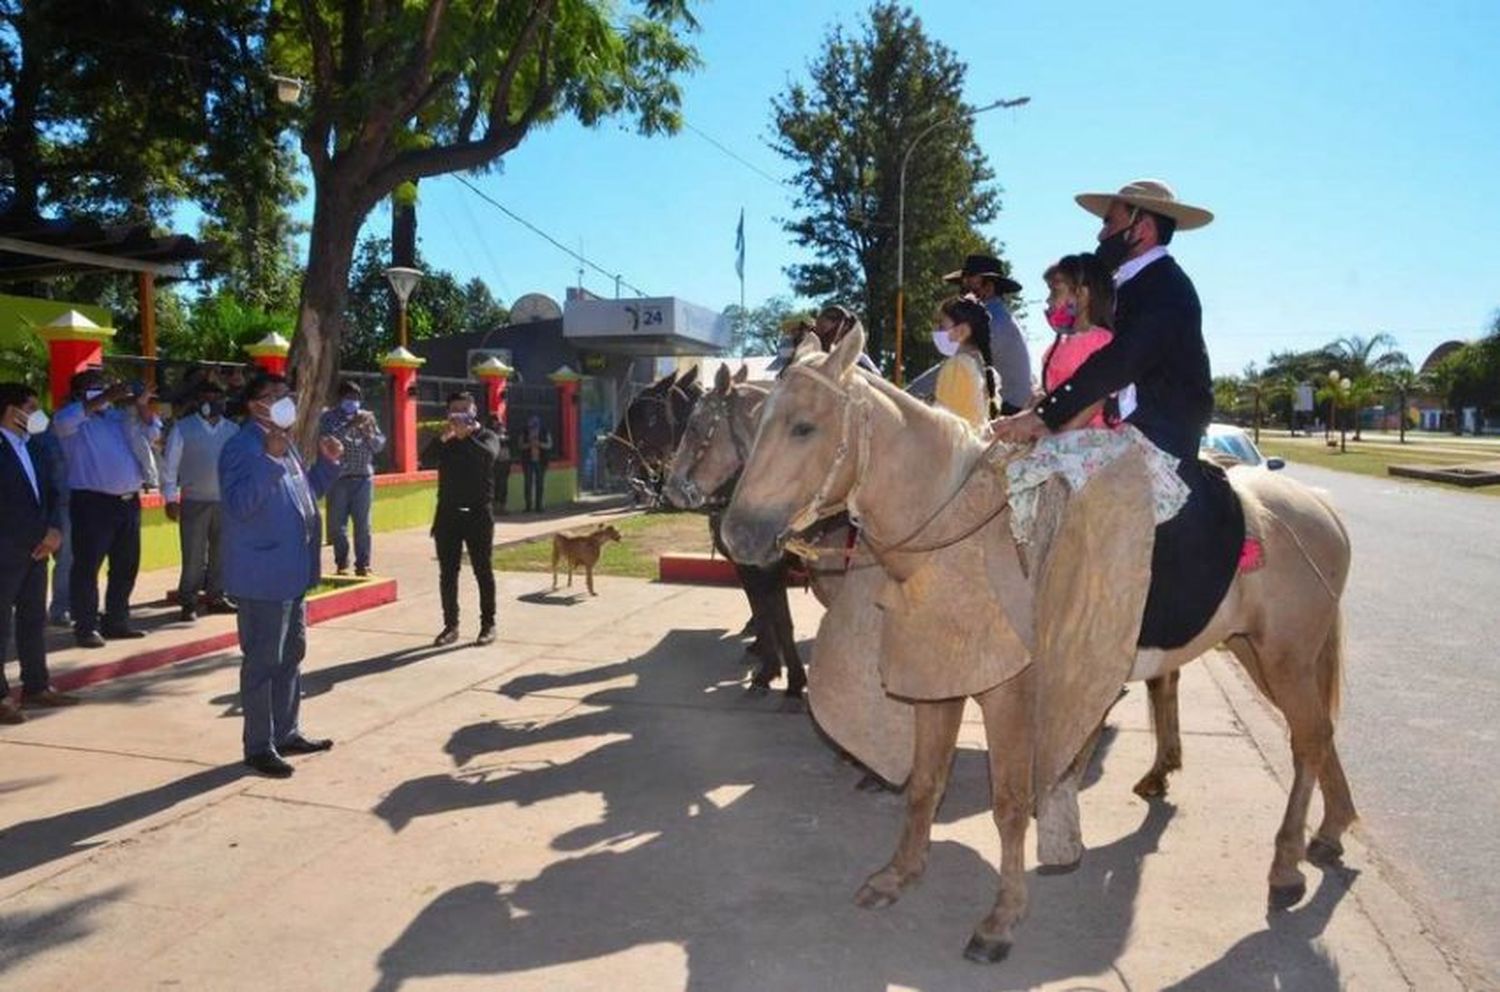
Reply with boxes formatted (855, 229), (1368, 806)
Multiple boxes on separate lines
(663, 364), (811, 697)
(720, 329), (1355, 962)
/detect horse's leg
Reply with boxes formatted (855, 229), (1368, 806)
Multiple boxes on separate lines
(770, 560), (805, 699)
(1133, 671), (1183, 798)
(1037, 719), (1105, 873)
(1227, 634), (1330, 909)
(1308, 614), (1357, 864)
(965, 674), (1035, 964)
(855, 698), (964, 909)
(737, 565), (781, 691)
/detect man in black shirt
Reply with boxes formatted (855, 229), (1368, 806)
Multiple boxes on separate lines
(425, 392), (501, 647)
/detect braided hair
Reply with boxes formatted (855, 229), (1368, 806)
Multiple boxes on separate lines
(939, 295), (999, 419)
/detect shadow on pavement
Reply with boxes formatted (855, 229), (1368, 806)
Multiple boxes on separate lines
(367, 628), (1183, 991)
(0, 884), (132, 978)
(0, 763), (246, 881)
(1162, 864), (1358, 992)
(206, 642), (467, 716)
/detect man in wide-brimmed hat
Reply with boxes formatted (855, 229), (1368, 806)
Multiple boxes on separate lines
(993, 179), (1243, 651)
(943, 254), (1031, 414)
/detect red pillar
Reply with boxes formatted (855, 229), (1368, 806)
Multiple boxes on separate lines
(246, 332), (291, 376)
(549, 366), (583, 465)
(36, 310), (116, 409)
(473, 357), (513, 426)
(382, 347), (425, 474)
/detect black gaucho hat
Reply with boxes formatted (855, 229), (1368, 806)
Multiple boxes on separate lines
(942, 254), (1022, 295)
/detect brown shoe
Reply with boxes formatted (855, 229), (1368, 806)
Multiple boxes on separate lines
(0, 699), (26, 725)
(23, 688), (80, 709)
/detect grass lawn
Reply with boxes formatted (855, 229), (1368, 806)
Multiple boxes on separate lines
(492, 511), (716, 579)
(1258, 437), (1500, 497)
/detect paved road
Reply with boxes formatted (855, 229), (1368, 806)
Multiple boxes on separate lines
(1279, 461), (1500, 984)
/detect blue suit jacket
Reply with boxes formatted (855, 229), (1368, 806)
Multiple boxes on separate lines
(219, 422), (339, 602)
(0, 431), (63, 564)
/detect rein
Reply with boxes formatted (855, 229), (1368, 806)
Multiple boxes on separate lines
(777, 363), (1015, 562)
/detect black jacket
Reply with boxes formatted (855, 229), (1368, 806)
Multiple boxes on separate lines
(0, 431), (63, 562)
(1036, 255), (1212, 461)
(425, 428), (501, 515)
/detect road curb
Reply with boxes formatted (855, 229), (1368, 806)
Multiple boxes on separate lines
(50, 577), (398, 694)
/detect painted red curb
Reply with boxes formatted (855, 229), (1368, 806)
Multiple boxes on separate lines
(659, 553), (740, 586)
(50, 578), (399, 694)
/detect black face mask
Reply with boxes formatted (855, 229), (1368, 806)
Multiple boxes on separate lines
(1094, 217), (1138, 273)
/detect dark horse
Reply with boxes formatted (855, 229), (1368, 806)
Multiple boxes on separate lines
(603, 368), (701, 508)
(606, 366), (806, 697)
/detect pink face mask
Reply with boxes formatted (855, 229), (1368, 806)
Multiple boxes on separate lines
(1045, 300), (1078, 331)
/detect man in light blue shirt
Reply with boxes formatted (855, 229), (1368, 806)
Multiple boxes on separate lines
(163, 380), (240, 621)
(944, 254), (1033, 414)
(52, 368), (162, 647)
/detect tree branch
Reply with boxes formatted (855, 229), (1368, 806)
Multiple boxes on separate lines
(298, 0), (336, 173)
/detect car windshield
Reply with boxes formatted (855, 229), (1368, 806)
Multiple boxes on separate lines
(1202, 431), (1263, 466)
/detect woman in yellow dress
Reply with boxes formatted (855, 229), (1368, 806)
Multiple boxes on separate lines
(932, 295), (999, 430)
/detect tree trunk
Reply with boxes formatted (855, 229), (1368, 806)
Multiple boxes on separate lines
(289, 182), (368, 453)
(3, 5), (46, 223)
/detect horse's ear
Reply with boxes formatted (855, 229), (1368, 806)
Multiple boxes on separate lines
(649, 370), (678, 394)
(678, 365), (699, 391)
(827, 323), (866, 380)
(714, 363), (732, 394)
(792, 333), (821, 364)
(733, 364), (749, 384)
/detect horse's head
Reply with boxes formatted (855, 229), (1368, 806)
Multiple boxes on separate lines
(604, 370), (697, 485)
(721, 329), (867, 566)
(665, 363), (760, 510)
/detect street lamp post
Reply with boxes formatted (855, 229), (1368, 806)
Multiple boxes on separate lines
(384, 266), (423, 349)
(1339, 376), (1352, 453)
(1326, 369), (1339, 444)
(894, 95), (1029, 387)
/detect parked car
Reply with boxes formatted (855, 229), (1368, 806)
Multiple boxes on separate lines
(1201, 423), (1285, 470)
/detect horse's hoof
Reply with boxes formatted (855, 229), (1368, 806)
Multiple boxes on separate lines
(962, 934), (1012, 964)
(1132, 774), (1168, 799)
(1036, 857), (1082, 876)
(1307, 837), (1345, 866)
(1268, 880), (1307, 911)
(854, 883), (900, 910)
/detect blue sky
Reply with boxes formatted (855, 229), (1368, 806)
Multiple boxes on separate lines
(337, 0), (1500, 375)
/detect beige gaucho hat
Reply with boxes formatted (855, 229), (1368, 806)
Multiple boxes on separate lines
(1075, 178), (1214, 230)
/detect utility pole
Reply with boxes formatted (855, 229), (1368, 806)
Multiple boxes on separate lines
(894, 95), (1029, 386)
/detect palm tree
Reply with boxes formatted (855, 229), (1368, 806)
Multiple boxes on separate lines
(1324, 333), (1408, 440)
(1381, 360), (1423, 443)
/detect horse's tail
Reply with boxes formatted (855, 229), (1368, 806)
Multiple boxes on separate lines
(1317, 607), (1344, 724)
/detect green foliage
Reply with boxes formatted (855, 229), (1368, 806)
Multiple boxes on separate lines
(0, 332), (48, 395)
(161, 291), (294, 362)
(722, 296), (808, 357)
(341, 236), (509, 371)
(770, 2), (1006, 368)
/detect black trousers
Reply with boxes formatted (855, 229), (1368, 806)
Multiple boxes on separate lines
(70, 490), (141, 635)
(0, 553), (49, 696)
(521, 461), (546, 511)
(434, 508), (496, 628)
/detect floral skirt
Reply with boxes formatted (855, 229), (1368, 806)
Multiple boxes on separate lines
(997, 426), (1190, 550)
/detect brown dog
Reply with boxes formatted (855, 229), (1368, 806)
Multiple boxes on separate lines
(551, 525), (622, 596)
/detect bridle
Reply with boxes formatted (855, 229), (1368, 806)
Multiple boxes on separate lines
(606, 383), (697, 483)
(671, 386), (758, 509)
(774, 361), (1014, 562)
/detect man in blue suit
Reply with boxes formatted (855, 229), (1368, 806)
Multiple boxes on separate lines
(220, 373), (343, 777)
(0, 382), (79, 724)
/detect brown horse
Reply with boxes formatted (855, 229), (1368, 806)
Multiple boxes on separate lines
(720, 328), (1356, 962)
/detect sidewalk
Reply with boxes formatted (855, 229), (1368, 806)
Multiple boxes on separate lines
(0, 540), (1477, 989)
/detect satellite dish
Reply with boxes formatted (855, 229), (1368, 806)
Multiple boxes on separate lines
(509, 293), (563, 324)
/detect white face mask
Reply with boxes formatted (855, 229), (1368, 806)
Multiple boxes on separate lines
(267, 396), (297, 429)
(84, 388), (104, 402)
(933, 327), (962, 358)
(25, 409), (49, 435)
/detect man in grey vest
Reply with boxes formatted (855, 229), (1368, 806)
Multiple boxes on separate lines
(943, 254), (1032, 413)
(163, 380), (240, 621)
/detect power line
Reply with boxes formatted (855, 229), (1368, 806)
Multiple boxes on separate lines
(450, 175), (649, 297)
(682, 122), (789, 190)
